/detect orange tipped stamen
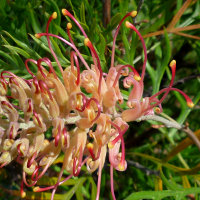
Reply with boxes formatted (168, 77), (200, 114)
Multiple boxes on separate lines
(187, 101), (194, 108)
(20, 180), (26, 198)
(124, 21), (147, 81)
(131, 68), (141, 81)
(118, 162), (125, 171)
(52, 12), (57, 19)
(84, 38), (91, 46)
(170, 60), (176, 68)
(108, 141), (115, 149)
(134, 74), (141, 81)
(113, 65), (141, 87)
(130, 11), (137, 17)
(62, 8), (68, 16)
(148, 60), (177, 111)
(21, 191), (26, 198)
(110, 11), (140, 69)
(125, 21), (132, 28)
(154, 107), (161, 114)
(35, 33), (42, 39)
(169, 60), (176, 88)
(87, 143), (93, 150)
(33, 186), (40, 192)
(67, 22), (72, 30)
(87, 143), (95, 159)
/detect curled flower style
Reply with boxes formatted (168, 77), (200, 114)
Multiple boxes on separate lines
(0, 8), (194, 200)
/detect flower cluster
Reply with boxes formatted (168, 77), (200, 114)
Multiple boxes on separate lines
(0, 9), (194, 200)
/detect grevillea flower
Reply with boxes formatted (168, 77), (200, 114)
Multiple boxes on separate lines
(0, 9), (194, 200)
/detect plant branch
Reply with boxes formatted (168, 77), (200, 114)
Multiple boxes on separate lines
(172, 74), (200, 87)
(133, 0), (144, 24)
(102, 0), (111, 27)
(127, 160), (160, 176)
(137, 115), (200, 151)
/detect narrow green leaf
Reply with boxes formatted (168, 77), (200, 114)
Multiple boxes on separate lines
(0, 0), (6, 17)
(75, 187), (84, 200)
(125, 187), (200, 200)
(3, 31), (41, 59)
(114, 53), (130, 65)
(97, 33), (106, 70)
(119, 0), (129, 14)
(66, 0), (78, 18)
(19, 22), (29, 43)
(26, 191), (65, 200)
(54, 24), (69, 40)
(64, 177), (87, 200)
(3, 31), (30, 51)
(164, 129), (200, 162)
(0, 59), (10, 69)
(88, 177), (97, 200)
(146, 61), (156, 86)
(153, 30), (171, 94)
(37, 176), (77, 186)
(29, 34), (50, 53)
(44, 0), (61, 28)
(0, 50), (18, 68)
(1, 35), (25, 69)
(132, 152), (200, 175)
(51, 38), (69, 63)
(160, 170), (181, 190)
(122, 27), (130, 63)
(132, 152), (184, 172)
(129, 32), (136, 64)
(28, 5), (42, 34)
(1, 189), (64, 200)
(79, 21), (90, 32)
(80, 2), (86, 24)
(4, 45), (30, 58)
(168, 91), (200, 138)
(1, 34), (11, 45)
(106, 13), (122, 33)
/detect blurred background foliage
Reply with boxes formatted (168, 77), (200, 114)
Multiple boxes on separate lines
(0, 0), (200, 199)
